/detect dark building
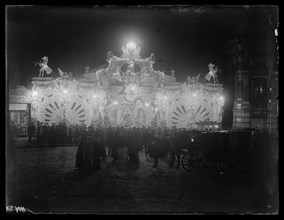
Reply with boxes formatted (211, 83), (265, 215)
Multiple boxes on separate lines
(227, 19), (278, 133)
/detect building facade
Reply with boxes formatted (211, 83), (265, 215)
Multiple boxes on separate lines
(229, 24), (278, 133)
(8, 86), (32, 135)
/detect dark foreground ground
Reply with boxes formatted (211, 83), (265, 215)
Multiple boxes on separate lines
(6, 144), (278, 214)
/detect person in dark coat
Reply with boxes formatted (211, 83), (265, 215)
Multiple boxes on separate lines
(27, 122), (35, 143)
(62, 123), (67, 144)
(128, 128), (140, 166)
(112, 127), (119, 161)
(92, 134), (102, 171)
(169, 128), (180, 169)
(74, 125), (80, 144)
(75, 136), (86, 169)
(36, 122), (43, 144)
(54, 125), (59, 145)
(144, 129), (152, 157)
(50, 123), (56, 145)
(149, 130), (169, 167)
(81, 136), (94, 172)
(98, 128), (107, 160)
(107, 126), (115, 157)
(117, 127), (124, 149)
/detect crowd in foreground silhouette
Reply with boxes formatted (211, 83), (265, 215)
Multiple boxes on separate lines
(26, 122), (271, 173)
(74, 125), (184, 172)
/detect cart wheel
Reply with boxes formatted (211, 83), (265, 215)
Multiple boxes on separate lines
(181, 153), (196, 172)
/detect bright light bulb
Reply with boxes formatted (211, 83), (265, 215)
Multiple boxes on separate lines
(219, 96), (224, 101)
(32, 91), (38, 96)
(127, 41), (136, 49)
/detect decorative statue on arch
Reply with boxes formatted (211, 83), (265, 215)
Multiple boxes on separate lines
(205, 63), (221, 83)
(187, 73), (200, 84)
(58, 68), (72, 79)
(35, 56), (53, 77)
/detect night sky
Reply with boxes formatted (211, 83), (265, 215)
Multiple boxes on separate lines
(7, 5), (277, 85)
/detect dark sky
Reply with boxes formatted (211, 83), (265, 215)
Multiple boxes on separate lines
(7, 5), (277, 88)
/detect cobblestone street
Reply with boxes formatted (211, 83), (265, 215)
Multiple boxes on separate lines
(7, 145), (278, 214)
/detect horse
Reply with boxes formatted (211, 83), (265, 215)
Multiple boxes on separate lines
(147, 135), (184, 168)
(205, 63), (221, 83)
(148, 134), (171, 167)
(35, 56), (53, 77)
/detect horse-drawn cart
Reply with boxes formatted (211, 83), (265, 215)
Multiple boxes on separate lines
(181, 130), (262, 175)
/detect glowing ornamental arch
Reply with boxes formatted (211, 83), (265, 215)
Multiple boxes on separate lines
(30, 43), (224, 129)
(167, 84), (224, 128)
(38, 91), (64, 124)
(65, 94), (92, 126)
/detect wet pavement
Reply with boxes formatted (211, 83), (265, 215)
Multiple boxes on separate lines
(7, 145), (278, 214)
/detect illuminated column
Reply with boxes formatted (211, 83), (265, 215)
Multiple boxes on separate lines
(232, 40), (251, 129)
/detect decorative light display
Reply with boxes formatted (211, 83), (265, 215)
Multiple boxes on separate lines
(126, 41), (137, 50)
(30, 43), (224, 129)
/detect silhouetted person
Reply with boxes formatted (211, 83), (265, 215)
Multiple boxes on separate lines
(92, 134), (101, 171)
(27, 122), (35, 143)
(129, 128), (140, 166)
(75, 136), (86, 169)
(112, 127), (119, 161)
(98, 129), (107, 160)
(81, 136), (94, 172)
(36, 122), (43, 145)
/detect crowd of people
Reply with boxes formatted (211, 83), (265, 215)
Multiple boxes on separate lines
(28, 121), (95, 145)
(26, 121), (272, 173)
(27, 121), (198, 171)
(73, 125), (196, 172)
